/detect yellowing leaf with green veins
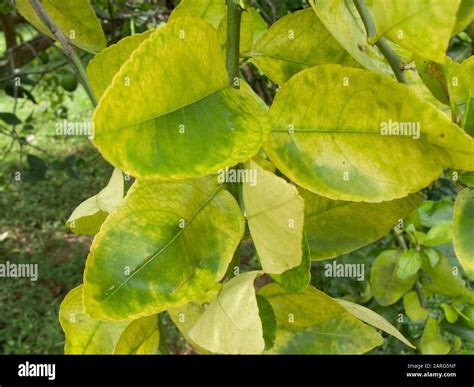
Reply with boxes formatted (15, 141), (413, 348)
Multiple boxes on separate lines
(403, 291), (429, 322)
(93, 19), (269, 180)
(300, 189), (421, 260)
(249, 8), (360, 85)
(168, 0), (226, 28)
(264, 65), (474, 202)
(371, 250), (417, 306)
(168, 287), (220, 354)
(66, 168), (124, 235)
(453, 189), (474, 280)
(309, 0), (391, 75)
(259, 284), (383, 354)
(420, 252), (474, 303)
(83, 176), (244, 320)
(373, 0), (460, 64)
(87, 30), (155, 99)
(59, 286), (130, 354)
(420, 318), (450, 354)
(16, 0), (106, 53)
(218, 8), (267, 54)
(336, 298), (415, 348)
(453, 0), (474, 35)
(270, 234), (311, 293)
(445, 56), (474, 126)
(114, 315), (159, 354)
(189, 271), (265, 354)
(243, 161), (304, 274)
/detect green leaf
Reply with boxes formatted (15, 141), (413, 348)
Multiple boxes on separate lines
(397, 249), (422, 280)
(309, 0), (390, 74)
(259, 284), (383, 354)
(371, 250), (417, 306)
(168, 287), (220, 354)
(269, 234), (311, 293)
(168, 0), (226, 28)
(453, 189), (474, 280)
(243, 160), (304, 274)
(83, 176), (245, 320)
(440, 303), (459, 323)
(66, 168), (124, 235)
(403, 291), (429, 322)
(423, 248), (440, 267)
(264, 65), (474, 202)
(415, 57), (450, 105)
(218, 8), (268, 55)
(16, 0), (106, 53)
(188, 271), (265, 354)
(301, 189), (421, 260)
(462, 95), (474, 135)
(453, 0), (474, 35)
(59, 286), (130, 354)
(420, 252), (474, 303)
(459, 171), (474, 187)
(420, 318), (451, 354)
(373, 0), (461, 63)
(114, 315), (160, 354)
(87, 30), (155, 100)
(445, 56), (474, 131)
(93, 18), (269, 180)
(250, 8), (359, 85)
(336, 298), (415, 348)
(0, 112), (22, 125)
(417, 199), (454, 228)
(256, 294), (277, 351)
(423, 223), (453, 246)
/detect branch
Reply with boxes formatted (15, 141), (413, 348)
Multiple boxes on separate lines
(28, 0), (97, 106)
(226, 0), (242, 88)
(353, 0), (408, 85)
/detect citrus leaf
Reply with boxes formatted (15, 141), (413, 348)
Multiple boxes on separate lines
(371, 250), (417, 306)
(403, 291), (429, 322)
(114, 315), (160, 354)
(83, 176), (245, 320)
(59, 286), (130, 354)
(188, 271), (265, 354)
(264, 65), (474, 202)
(336, 298), (415, 348)
(256, 294), (277, 351)
(168, 287), (220, 354)
(66, 168), (124, 235)
(168, 0), (226, 28)
(16, 0), (106, 53)
(420, 317), (451, 354)
(87, 30), (155, 100)
(243, 160), (304, 274)
(423, 223), (453, 246)
(417, 199), (454, 228)
(250, 8), (360, 85)
(396, 249), (422, 280)
(309, 0), (390, 74)
(269, 234), (311, 293)
(445, 56), (474, 127)
(453, 0), (474, 35)
(459, 171), (474, 187)
(93, 18), (269, 180)
(415, 57), (450, 105)
(373, 0), (461, 64)
(301, 189), (421, 260)
(259, 284), (383, 354)
(453, 189), (474, 280)
(440, 303), (459, 323)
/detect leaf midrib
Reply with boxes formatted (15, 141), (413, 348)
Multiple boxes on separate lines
(98, 184), (224, 303)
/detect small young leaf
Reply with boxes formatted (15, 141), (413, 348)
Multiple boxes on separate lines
(440, 303), (459, 323)
(403, 291), (429, 322)
(423, 223), (453, 246)
(423, 248), (440, 268)
(420, 318), (451, 354)
(397, 249), (422, 280)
